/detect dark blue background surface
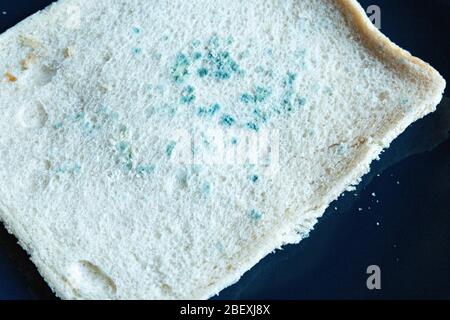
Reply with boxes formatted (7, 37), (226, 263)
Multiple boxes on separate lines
(0, 0), (449, 300)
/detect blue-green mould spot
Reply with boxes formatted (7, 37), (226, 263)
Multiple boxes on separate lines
(240, 86), (272, 104)
(253, 109), (268, 123)
(231, 137), (238, 145)
(400, 98), (410, 105)
(249, 209), (262, 221)
(117, 141), (133, 172)
(171, 53), (190, 83)
(215, 242), (225, 253)
(238, 50), (250, 60)
(197, 106), (207, 116)
(246, 122), (259, 131)
(226, 36), (234, 45)
(193, 52), (202, 60)
(202, 182), (210, 195)
(166, 141), (177, 157)
(219, 114), (235, 127)
(284, 72), (297, 87)
(132, 27), (140, 34)
(197, 67), (209, 77)
(198, 103), (221, 116)
(207, 35), (220, 49)
(254, 86), (272, 103)
(266, 48), (273, 55)
(117, 141), (129, 153)
(255, 66), (265, 73)
(208, 103), (220, 116)
(206, 50), (241, 81)
(191, 39), (201, 47)
(53, 164), (81, 175)
(297, 97), (307, 107)
(65, 112), (85, 122)
(53, 122), (63, 130)
(295, 49), (307, 69)
(152, 52), (162, 60)
(82, 121), (95, 135)
(180, 85), (195, 104)
(240, 93), (254, 104)
(281, 72), (298, 109)
(136, 164), (155, 175)
(324, 86), (333, 96)
(132, 48), (142, 55)
(250, 175), (259, 183)
(255, 66), (273, 78)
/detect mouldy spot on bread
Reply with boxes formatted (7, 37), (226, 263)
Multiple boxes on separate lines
(219, 114), (235, 127)
(136, 164), (155, 176)
(240, 86), (273, 106)
(249, 209), (263, 222)
(197, 103), (220, 117)
(246, 122), (259, 131)
(166, 141), (177, 158)
(180, 85), (196, 104)
(171, 53), (191, 83)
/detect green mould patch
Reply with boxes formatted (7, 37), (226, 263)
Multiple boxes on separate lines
(219, 114), (235, 127)
(193, 52), (202, 61)
(202, 182), (211, 196)
(240, 86), (272, 104)
(132, 27), (141, 34)
(180, 85), (196, 104)
(116, 141), (133, 172)
(246, 122), (259, 132)
(201, 35), (243, 81)
(136, 164), (155, 176)
(295, 49), (307, 69)
(198, 103), (221, 117)
(132, 47), (142, 55)
(249, 209), (263, 222)
(250, 174), (259, 183)
(166, 141), (177, 158)
(52, 163), (81, 175)
(206, 50), (242, 81)
(281, 72), (298, 111)
(197, 67), (209, 78)
(252, 108), (268, 123)
(191, 39), (201, 48)
(171, 53), (191, 84)
(172, 36), (243, 83)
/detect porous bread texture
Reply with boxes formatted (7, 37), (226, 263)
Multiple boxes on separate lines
(0, 0), (445, 299)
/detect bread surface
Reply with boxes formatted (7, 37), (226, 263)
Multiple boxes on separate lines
(0, 0), (445, 299)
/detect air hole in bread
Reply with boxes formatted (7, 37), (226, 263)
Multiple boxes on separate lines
(29, 64), (57, 86)
(16, 102), (48, 129)
(67, 260), (117, 298)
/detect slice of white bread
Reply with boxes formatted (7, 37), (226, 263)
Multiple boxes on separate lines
(0, 0), (445, 299)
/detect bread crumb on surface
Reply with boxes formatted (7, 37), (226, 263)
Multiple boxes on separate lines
(20, 52), (37, 70)
(5, 72), (17, 82)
